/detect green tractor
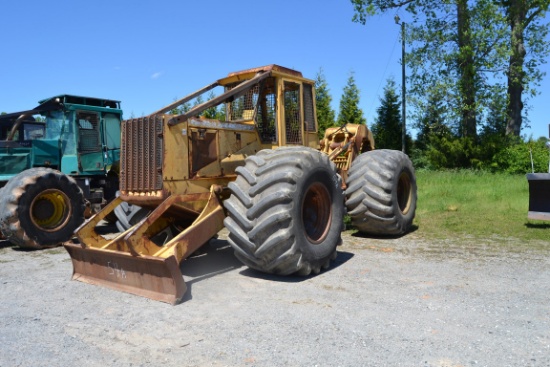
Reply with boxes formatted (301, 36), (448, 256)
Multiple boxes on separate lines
(0, 95), (122, 249)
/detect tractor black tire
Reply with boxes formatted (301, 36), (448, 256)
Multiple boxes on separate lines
(113, 194), (175, 246)
(113, 199), (149, 232)
(0, 168), (85, 249)
(345, 149), (417, 236)
(224, 146), (344, 276)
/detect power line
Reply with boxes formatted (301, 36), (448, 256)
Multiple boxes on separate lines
(366, 28), (400, 120)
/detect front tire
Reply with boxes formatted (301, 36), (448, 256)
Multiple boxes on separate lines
(224, 147), (344, 276)
(345, 149), (417, 236)
(0, 168), (85, 249)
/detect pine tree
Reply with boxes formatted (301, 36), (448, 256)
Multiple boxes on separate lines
(203, 91), (219, 119)
(337, 71), (366, 125)
(314, 68), (336, 138)
(370, 79), (402, 150)
(415, 90), (449, 152)
(170, 97), (191, 115)
(481, 85), (507, 137)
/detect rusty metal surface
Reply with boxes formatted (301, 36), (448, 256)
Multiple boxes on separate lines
(64, 243), (186, 304)
(226, 64), (303, 78)
(154, 187), (226, 262)
(121, 115), (163, 193)
(320, 124), (367, 186)
(65, 188), (226, 304)
(319, 123), (372, 187)
(190, 129), (218, 177)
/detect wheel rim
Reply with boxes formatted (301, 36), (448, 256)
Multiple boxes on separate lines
(397, 172), (412, 215)
(302, 182), (332, 244)
(30, 189), (72, 231)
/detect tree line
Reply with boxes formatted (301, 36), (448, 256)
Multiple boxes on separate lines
(317, 70), (549, 174)
(320, 0), (550, 174)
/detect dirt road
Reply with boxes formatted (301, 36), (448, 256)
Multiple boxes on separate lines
(1, 229), (548, 367)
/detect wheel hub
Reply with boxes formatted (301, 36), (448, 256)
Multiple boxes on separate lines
(30, 189), (72, 231)
(397, 172), (412, 214)
(302, 182), (332, 244)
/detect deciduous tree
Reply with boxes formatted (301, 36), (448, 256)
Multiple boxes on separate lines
(502, 0), (550, 136)
(352, 0), (506, 139)
(351, 0), (550, 137)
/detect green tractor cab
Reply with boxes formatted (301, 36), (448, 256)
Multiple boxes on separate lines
(0, 95), (122, 248)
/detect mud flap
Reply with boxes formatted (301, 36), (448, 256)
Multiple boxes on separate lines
(64, 243), (186, 304)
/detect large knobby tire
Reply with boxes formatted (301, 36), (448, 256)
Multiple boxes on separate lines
(113, 197), (149, 232)
(224, 146), (344, 276)
(113, 194), (176, 246)
(345, 149), (417, 236)
(0, 168), (85, 249)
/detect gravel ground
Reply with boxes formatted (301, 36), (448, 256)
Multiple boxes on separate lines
(0, 227), (549, 367)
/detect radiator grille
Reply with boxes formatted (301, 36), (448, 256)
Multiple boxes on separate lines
(120, 116), (163, 192)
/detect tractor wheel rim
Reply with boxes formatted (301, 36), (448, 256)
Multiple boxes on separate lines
(302, 182), (332, 244)
(397, 172), (412, 215)
(30, 189), (72, 231)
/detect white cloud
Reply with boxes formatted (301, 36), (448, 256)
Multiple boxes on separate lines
(151, 71), (163, 80)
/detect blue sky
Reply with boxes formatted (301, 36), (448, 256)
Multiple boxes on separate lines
(1, 0), (549, 139)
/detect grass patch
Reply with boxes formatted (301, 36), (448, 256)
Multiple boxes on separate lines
(414, 170), (549, 242)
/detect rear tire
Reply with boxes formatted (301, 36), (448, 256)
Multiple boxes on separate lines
(224, 147), (344, 276)
(113, 194), (176, 246)
(113, 198), (149, 232)
(0, 168), (85, 249)
(345, 149), (417, 235)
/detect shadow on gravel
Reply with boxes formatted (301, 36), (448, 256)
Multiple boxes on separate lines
(239, 250), (354, 283)
(0, 239), (15, 250)
(180, 237), (245, 302)
(5, 240), (85, 253)
(179, 237), (355, 302)
(4, 243), (51, 252)
(349, 224), (419, 240)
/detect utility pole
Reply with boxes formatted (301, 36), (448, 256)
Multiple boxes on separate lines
(395, 15), (406, 153)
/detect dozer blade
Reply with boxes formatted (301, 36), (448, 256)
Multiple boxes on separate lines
(63, 187), (225, 304)
(64, 244), (186, 304)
